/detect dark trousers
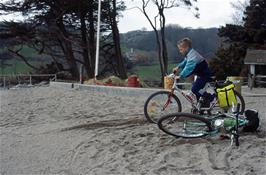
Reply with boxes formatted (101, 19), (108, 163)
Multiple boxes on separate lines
(192, 77), (208, 100)
(191, 60), (213, 100)
(192, 76), (213, 100)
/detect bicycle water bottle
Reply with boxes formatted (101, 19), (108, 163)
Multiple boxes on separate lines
(224, 118), (236, 127)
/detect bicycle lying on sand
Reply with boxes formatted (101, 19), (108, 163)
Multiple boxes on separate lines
(144, 73), (245, 123)
(157, 104), (259, 146)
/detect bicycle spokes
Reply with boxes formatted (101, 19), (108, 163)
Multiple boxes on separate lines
(163, 98), (173, 110)
(160, 116), (210, 138)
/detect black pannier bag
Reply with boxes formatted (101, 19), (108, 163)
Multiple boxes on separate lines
(242, 109), (260, 132)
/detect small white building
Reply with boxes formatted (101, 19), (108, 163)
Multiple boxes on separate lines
(244, 49), (266, 88)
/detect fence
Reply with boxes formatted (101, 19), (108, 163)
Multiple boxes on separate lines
(143, 76), (266, 90)
(0, 74), (57, 89)
(248, 74), (266, 90)
(1, 74), (265, 90)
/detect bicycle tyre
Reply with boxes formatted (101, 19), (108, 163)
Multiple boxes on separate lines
(234, 90), (245, 114)
(158, 113), (212, 138)
(144, 91), (182, 123)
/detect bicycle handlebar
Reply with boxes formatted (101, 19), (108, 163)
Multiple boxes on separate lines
(167, 73), (176, 78)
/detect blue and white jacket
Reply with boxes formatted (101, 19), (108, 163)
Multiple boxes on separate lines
(177, 48), (210, 78)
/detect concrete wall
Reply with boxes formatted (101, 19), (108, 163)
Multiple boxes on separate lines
(50, 82), (163, 98)
(50, 82), (74, 89)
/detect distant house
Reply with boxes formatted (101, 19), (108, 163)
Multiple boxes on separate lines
(244, 49), (266, 88)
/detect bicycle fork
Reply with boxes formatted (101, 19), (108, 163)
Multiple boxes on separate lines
(230, 103), (241, 147)
(162, 91), (175, 111)
(230, 131), (239, 147)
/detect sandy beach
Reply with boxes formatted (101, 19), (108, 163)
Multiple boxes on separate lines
(0, 85), (266, 175)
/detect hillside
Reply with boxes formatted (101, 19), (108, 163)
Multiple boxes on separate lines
(120, 25), (220, 62)
(1, 24), (220, 77)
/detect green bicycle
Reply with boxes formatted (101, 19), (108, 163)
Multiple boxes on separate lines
(157, 104), (259, 146)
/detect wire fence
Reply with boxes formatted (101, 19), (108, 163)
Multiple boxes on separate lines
(143, 75), (266, 90)
(1, 74), (265, 90)
(247, 74), (266, 90)
(0, 74), (57, 89)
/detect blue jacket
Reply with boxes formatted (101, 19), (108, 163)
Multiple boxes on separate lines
(177, 48), (211, 78)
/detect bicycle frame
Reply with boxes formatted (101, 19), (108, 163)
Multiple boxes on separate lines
(165, 73), (242, 113)
(166, 74), (218, 113)
(208, 113), (247, 134)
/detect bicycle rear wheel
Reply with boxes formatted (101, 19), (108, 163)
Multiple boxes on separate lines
(158, 113), (212, 138)
(144, 91), (182, 123)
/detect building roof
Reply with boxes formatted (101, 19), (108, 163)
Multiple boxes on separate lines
(244, 49), (266, 65)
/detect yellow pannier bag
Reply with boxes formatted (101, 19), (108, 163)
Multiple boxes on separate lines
(216, 84), (237, 108)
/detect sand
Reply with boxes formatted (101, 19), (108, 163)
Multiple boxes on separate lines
(0, 86), (266, 175)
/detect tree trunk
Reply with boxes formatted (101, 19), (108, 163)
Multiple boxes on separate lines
(141, 0), (165, 85)
(88, 0), (96, 76)
(160, 12), (168, 75)
(56, 18), (79, 79)
(111, 0), (127, 79)
(80, 11), (94, 78)
(156, 31), (165, 84)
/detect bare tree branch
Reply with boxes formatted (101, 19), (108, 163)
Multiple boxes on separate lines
(8, 48), (40, 70)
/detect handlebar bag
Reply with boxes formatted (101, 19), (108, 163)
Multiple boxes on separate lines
(216, 84), (237, 108)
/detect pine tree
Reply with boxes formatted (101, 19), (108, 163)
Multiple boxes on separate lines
(210, 0), (266, 79)
(243, 0), (266, 44)
(0, 0), (127, 79)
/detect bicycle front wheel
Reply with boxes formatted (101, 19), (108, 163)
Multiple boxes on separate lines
(144, 91), (182, 123)
(158, 113), (212, 138)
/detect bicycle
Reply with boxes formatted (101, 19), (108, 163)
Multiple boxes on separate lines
(157, 104), (259, 146)
(144, 73), (245, 123)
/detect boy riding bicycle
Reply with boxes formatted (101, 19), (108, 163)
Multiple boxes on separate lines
(173, 38), (215, 107)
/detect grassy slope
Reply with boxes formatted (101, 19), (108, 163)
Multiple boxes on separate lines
(132, 63), (177, 81)
(0, 46), (46, 75)
(0, 59), (44, 75)
(1, 45), (177, 78)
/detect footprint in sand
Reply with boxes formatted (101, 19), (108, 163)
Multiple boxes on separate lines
(206, 144), (230, 170)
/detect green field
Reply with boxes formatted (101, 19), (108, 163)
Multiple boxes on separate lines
(132, 63), (177, 81)
(0, 46), (48, 75)
(0, 59), (44, 75)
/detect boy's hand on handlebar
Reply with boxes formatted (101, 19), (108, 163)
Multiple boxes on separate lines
(175, 76), (180, 80)
(172, 67), (178, 74)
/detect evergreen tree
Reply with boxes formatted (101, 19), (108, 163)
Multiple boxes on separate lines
(210, 0), (266, 80)
(0, 0), (127, 79)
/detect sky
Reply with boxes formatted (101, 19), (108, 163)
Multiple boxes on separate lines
(118, 0), (246, 33)
(0, 0), (246, 33)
